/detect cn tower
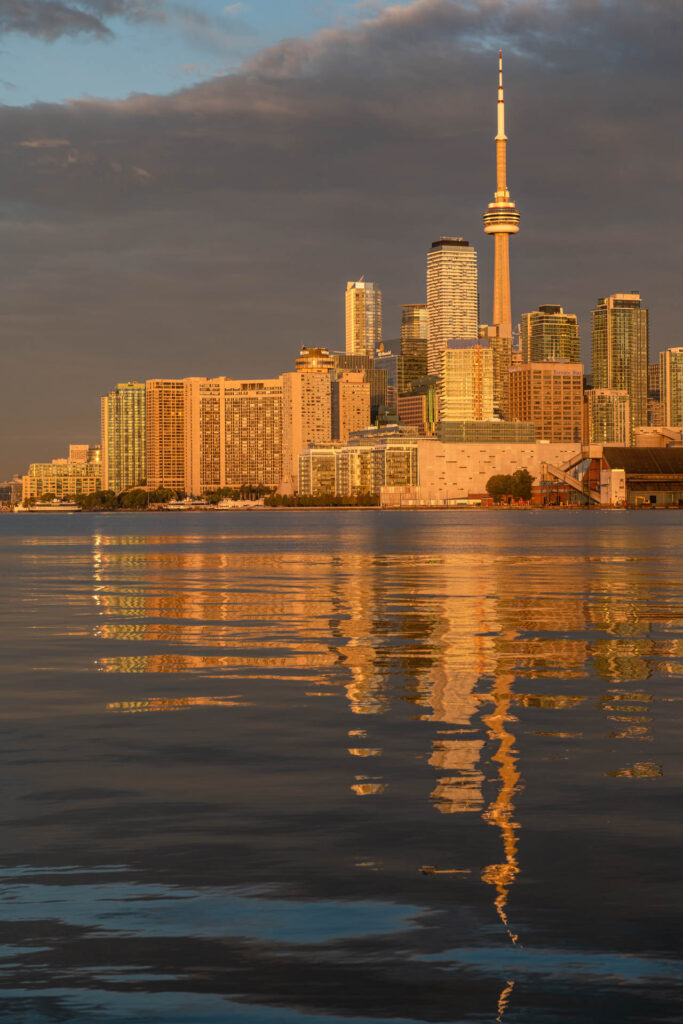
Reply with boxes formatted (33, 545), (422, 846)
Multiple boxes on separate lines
(483, 52), (520, 339)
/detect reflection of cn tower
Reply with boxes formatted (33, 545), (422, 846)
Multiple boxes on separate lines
(483, 52), (520, 339)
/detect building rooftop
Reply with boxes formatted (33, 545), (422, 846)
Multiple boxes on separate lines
(602, 447), (683, 474)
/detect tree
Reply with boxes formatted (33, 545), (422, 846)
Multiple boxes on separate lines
(486, 474), (512, 503)
(510, 468), (534, 502)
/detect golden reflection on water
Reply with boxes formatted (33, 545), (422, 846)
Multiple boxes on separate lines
(84, 529), (683, 957)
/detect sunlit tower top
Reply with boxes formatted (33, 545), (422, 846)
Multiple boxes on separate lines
(483, 52), (520, 340)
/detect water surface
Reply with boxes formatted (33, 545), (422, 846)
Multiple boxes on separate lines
(0, 510), (681, 1022)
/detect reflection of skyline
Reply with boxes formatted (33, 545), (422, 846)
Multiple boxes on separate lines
(87, 527), (677, 980)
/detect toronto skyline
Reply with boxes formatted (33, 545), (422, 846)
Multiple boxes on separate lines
(1, 0), (682, 477)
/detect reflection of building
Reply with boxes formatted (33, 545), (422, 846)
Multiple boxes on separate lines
(592, 293), (648, 436)
(427, 237), (479, 374)
(520, 305), (579, 364)
(146, 379), (186, 490)
(509, 362), (583, 443)
(346, 280), (382, 358)
(101, 382), (146, 492)
(583, 388), (630, 445)
(660, 347), (683, 427)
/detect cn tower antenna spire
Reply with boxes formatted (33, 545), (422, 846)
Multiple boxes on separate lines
(483, 49), (520, 340)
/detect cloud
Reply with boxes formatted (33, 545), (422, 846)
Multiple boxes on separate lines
(1, 0), (682, 473)
(0, 0), (167, 39)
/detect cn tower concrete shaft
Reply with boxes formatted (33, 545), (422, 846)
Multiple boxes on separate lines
(483, 52), (520, 339)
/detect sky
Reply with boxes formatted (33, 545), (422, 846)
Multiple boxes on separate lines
(1, 0), (682, 477)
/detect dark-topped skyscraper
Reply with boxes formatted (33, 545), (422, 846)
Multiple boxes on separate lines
(483, 52), (520, 341)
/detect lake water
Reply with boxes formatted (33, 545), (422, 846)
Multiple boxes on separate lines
(0, 510), (681, 1023)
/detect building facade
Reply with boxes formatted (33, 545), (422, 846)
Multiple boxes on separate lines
(509, 362), (584, 443)
(520, 305), (580, 363)
(583, 388), (630, 445)
(426, 237), (479, 374)
(146, 379), (186, 491)
(345, 280), (382, 359)
(400, 303), (428, 342)
(299, 438), (418, 497)
(659, 347), (683, 427)
(332, 372), (371, 442)
(101, 382), (145, 493)
(282, 370), (332, 490)
(439, 339), (494, 423)
(592, 292), (648, 436)
(22, 447), (102, 501)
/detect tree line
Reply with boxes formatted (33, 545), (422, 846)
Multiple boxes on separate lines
(485, 468), (535, 503)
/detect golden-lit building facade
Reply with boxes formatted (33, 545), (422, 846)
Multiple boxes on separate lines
(101, 381), (146, 492)
(427, 238), (479, 375)
(146, 379), (186, 490)
(659, 347), (683, 428)
(439, 340), (494, 422)
(331, 372), (371, 442)
(22, 446), (102, 500)
(281, 370), (332, 491)
(583, 388), (630, 445)
(509, 362), (583, 443)
(345, 280), (382, 359)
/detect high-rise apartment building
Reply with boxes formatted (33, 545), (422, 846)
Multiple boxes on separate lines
(146, 379), (186, 490)
(401, 338), (428, 390)
(101, 382), (146, 492)
(400, 304), (428, 342)
(439, 340), (493, 422)
(224, 379), (284, 487)
(520, 305), (580, 363)
(332, 372), (371, 442)
(660, 347), (683, 427)
(184, 377), (284, 494)
(482, 52), (520, 340)
(345, 280), (382, 359)
(583, 389), (630, 445)
(592, 293), (648, 436)
(281, 369), (332, 491)
(427, 238), (478, 374)
(479, 323), (511, 419)
(332, 352), (388, 415)
(296, 347), (335, 373)
(22, 446), (102, 501)
(509, 362), (583, 443)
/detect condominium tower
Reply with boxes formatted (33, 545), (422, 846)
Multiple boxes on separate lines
(101, 382), (146, 492)
(509, 362), (583, 443)
(145, 379), (186, 490)
(400, 304), (428, 342)
(520, 306), (579, 364)
(659, 348), (683, 427)
(482, 52), (520, 340)
(426, 238), (478, 374)
(584, 389), (630, 445)
(592, 292), (648, 435)
(439, 339), (493, 422)
(345, 280), (382, 359)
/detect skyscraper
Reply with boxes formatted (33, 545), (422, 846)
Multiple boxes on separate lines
(592, 292), (648, 436)
(332, 372), (371, 442)
(281, 367), (332, 491)
(101, 382), (146, 492)
(400, 304), (428, 342)
(146, 379), (186, 491)
(659, 348), (683, 427)
(509, 362), (584, 443)
(483, 52), (520, 340)
(520, 306), (580, 363)
(439, 339), (493, 422)
(345, 280), (382, 358)
(426, 237), (478, 374)
(583, 389), (631, 445)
